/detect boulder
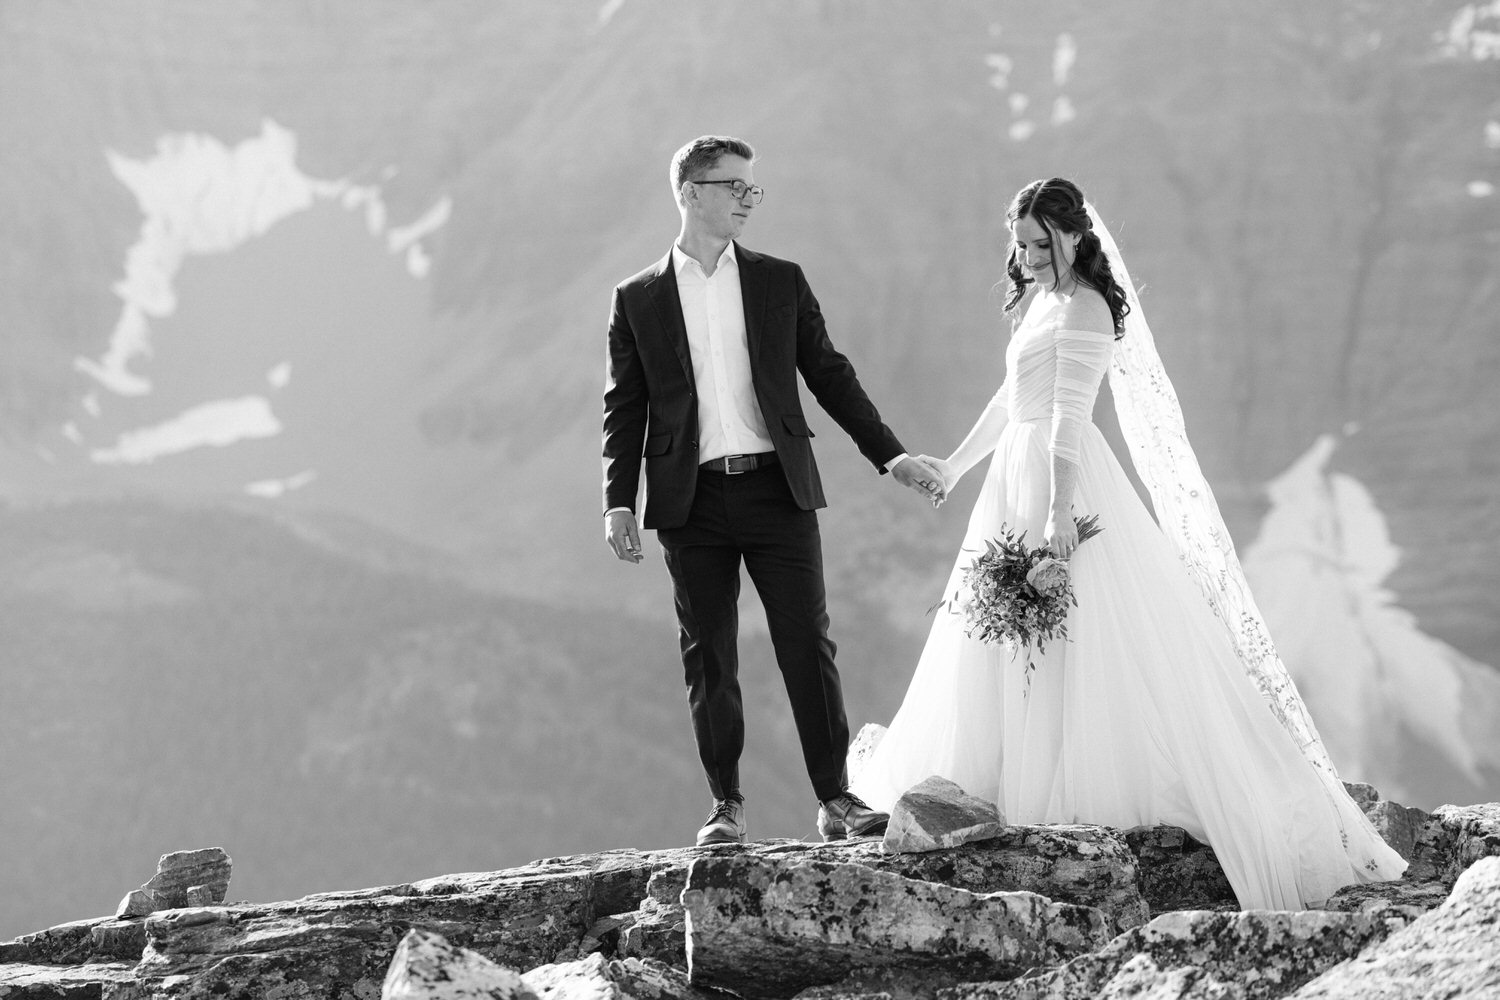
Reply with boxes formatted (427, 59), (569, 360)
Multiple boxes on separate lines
(882, 777), (1008, 854)
(140, 849), (232, 910)
(680, 853), (1111, 997)
(940, 908), (1402, 1000)
(1288, 855), (1500, 999)
(383, 928), (533, 1000)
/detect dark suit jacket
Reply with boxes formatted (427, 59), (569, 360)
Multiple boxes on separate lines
(602, 243), (905, 530)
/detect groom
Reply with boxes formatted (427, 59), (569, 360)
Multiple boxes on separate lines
(601, 135), (943, 846)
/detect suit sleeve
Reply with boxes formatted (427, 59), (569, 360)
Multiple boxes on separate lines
(602, 285), (648, 514)
(790, 265), (906, 472)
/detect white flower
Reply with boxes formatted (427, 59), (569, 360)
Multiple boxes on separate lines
(1025, 557), (1071, 598)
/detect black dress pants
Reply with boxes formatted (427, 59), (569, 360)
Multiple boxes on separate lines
(657, 464), (850, 803)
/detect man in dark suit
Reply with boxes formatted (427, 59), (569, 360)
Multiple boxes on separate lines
(602, 135), (943, 846)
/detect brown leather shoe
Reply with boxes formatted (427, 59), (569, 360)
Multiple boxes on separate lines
(817, 791), (888, 841)
(696, 798), (747, 846)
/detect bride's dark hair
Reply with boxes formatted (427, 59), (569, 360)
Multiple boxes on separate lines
(1003, 178), (1130, 338)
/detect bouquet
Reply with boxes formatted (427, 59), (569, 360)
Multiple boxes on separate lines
(933, 514), (1103, 678)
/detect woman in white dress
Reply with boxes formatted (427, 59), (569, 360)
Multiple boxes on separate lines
(852, 178), (1406, 910)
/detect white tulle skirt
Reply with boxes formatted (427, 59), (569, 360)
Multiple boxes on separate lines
(852, 417), (1407, 909)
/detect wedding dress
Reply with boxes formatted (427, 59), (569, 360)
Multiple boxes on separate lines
(852, 223), (1407, 910)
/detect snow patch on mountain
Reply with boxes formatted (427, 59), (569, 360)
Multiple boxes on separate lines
(90, 396), (282, 465)
(72, 119), (448, 466)
(1243, 434), (1500, 802)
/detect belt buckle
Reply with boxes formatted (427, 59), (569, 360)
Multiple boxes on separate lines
(724, 454), (749, 475)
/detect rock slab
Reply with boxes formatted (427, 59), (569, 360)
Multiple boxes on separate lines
(882, 776), (1009, 854)
(680, 853), (1111, 998)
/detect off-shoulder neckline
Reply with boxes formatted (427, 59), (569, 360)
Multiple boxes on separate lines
(1016, 321), (1115, 343)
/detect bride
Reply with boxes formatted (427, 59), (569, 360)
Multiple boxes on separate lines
(851, 178), (1407, 909)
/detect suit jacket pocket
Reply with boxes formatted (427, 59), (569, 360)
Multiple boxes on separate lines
(781, 414), (815, 438)
(644, 432), (672, 456)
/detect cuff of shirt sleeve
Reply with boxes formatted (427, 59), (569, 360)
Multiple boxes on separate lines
(883, 453), (909, 474)
(604, 506), (633, 517)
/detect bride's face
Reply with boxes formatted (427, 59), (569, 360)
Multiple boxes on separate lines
(1012, 214), (1078, 291)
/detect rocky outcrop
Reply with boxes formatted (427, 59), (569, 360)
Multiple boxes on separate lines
(0, 787), (1495, 1000)
(679, 854), (1111, 997)
(1289, 855), (1500, 999)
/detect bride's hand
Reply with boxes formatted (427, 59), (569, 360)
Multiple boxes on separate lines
(914, 456), (957, 507)
(927, 457), (957, 492)
(1044, 512), (1080, 559)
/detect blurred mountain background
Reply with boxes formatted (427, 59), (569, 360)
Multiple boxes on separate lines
(1, 0), (1498, 939)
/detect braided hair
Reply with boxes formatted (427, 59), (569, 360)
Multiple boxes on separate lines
(1003, 178), (1130, 338)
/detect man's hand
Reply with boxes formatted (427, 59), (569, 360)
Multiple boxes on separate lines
(891, 455), (947, 505)
(606, 510), (643, 564)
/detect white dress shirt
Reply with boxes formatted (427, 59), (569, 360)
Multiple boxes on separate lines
(672, 242), (775, 463)
(604, 243), (911, 518)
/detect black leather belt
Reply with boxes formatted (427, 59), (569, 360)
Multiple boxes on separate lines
(699, 452), (778, 475)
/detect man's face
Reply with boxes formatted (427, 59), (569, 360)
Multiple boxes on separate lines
(685, 154), (756, 241)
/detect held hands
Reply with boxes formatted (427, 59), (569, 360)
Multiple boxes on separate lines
(892, 455), (950, 506)
(605, 510), (643, 564)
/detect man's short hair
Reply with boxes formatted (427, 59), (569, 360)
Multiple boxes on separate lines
(670, 135), (755, 200)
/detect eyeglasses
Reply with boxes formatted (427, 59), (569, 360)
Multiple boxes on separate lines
(692, 179), (764, 204)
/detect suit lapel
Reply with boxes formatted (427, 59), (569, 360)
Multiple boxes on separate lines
(736, 242), (768, 369)
(644, 249), (694, 385)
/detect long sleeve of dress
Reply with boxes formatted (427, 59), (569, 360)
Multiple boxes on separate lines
(945, 377), (1010, 485)
(1048, 329), (1114, 512)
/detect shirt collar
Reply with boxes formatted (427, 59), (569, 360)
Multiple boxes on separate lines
(672, 241), (738, 277)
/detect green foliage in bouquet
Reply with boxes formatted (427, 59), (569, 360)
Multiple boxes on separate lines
(932, 515), (1103, 663)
